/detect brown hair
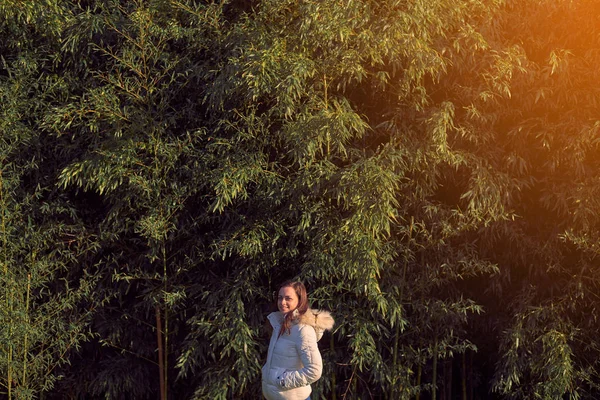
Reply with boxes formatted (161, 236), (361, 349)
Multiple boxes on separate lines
(278, 281), (309, 337)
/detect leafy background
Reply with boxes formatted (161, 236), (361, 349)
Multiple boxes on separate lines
(1, 0), (600, 399)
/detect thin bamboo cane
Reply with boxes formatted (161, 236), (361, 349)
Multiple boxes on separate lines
(156, 305), (165, 400)
(1, 171), (13, 399)
(432, 337), (438, 400)
(22, 273), (31, 387)
(162, 244), (169, 400)
(330, 334), (336, 400)
(462, 352), (467, 400)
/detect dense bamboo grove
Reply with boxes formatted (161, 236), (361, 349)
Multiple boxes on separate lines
(1, 0), (600, 399)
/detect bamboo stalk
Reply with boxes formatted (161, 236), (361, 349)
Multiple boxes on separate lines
(389, 322), (400, 400)
(164, 307), (168, 400)
(330, 334), (336, 400)
(0, 170), (5, 267)
(323, 74), (330, 157)
(324, 74), (328, 108)
(468, 351), (473, 400)
(462, 352), (467, 400)
(390, 220), (412, 399)
(162, 244), (168, 400)
(416, 363), (422, 400)
(156, 305), (165, 400)
(445, 359), (452, 400)
(432, 337), (438, 400)
(22, 273), (31, 386)
(1, 171), (13, 399)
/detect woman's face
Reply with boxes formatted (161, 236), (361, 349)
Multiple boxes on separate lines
(277, 286), (299, 313)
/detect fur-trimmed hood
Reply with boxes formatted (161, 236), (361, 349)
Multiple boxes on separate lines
(298, 309), (335, 340)
(268, 309), (335, 341)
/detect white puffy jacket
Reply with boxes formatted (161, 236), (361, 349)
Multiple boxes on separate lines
(262, 309), (335, 400)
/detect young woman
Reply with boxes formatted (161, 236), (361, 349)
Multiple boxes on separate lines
(262, 281), (334, 400)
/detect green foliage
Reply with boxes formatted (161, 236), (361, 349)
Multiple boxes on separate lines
(0, 4), (99, 396)
(2, 0), (600, 399)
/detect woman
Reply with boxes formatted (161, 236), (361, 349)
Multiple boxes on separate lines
(262, 281), (335, 400)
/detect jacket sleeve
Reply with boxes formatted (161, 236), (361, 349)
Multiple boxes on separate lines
(280, 325), (322, 389)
